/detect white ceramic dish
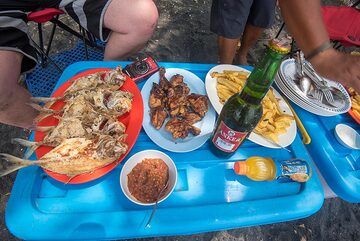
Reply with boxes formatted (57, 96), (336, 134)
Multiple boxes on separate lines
(277, 59), (351, 115)
(275, 74), (336, 117)
(205, 64), (297, 148)
(120, 150), (177, 206)
(142, 68), (216, 152)
(334, 124), (360, 150)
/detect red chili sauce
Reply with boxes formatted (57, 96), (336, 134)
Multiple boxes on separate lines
(127, 158), (169, 203)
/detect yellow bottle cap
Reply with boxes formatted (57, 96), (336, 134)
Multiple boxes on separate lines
(269, 37), (292, 54)
(234, 161), (247, 175)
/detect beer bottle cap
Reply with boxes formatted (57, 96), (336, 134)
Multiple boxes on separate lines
(234, 161), (247, 175)
(269, 37), (291, 54)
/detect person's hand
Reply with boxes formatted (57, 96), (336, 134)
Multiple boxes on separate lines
(310, 48), (360, 92)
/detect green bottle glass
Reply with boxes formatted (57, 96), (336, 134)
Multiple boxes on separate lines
(210, 38), (291, 158)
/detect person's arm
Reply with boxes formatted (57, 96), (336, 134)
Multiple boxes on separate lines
(279, 0), (360, 92)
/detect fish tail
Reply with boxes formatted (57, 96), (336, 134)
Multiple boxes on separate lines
(11, 138), (37, 147)
(30, 96), (59, 103)
(34, 113), (54, 123)
(35, 125), (55, 133)
(28, 103), (54, 113)
(0, 153), (33, 177)
(11, 138), (39, 159)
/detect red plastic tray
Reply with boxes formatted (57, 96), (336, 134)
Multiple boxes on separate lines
(34, 68), (144, 184)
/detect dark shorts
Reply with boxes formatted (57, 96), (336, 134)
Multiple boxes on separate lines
(0, 0), (111, 73)
(210, 0), (276, 39)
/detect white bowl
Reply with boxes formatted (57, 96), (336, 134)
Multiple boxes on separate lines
(120, 150), (177, 206)
(334, 124), (360, 150)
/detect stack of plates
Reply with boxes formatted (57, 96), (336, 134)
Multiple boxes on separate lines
(275, 59), (351, 116)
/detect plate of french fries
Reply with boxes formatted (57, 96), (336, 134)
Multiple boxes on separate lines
(348, 87), (360, 124)
(205, 64), (297, 148)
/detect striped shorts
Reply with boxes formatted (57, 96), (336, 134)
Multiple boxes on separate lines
(0, 0), (111, 73)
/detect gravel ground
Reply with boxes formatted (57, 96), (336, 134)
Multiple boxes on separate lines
(1, 0), (359, 240)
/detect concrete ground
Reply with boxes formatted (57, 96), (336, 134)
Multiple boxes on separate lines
(1, 0), (359, 240)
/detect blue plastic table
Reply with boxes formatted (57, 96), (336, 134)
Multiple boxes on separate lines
(293, 105), (360, 203)
(6, 62), (324, 240)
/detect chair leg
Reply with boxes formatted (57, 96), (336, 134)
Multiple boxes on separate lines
(275, 22), (285, 38)
(29, 38), (63, 72)
(37, 23), (46, 67)
(332, 41), (343, 50)
(45, 16), (59, 57)
(80, 25), (89, 60)
(51, 18), (102, 50)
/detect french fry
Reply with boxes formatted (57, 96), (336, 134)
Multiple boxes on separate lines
(217, 78), (240, 91)
(274, 121), (288, 128)
(266, 125), (276, 132)
(275, 127), (287, 134)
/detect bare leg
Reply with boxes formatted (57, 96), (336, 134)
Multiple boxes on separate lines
(218, 36), (239, 64)
(0, 51), (38, 129)
(103, 0), (158, 60)
(236, 24), (265, 65)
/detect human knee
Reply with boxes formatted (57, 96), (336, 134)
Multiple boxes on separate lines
(130, 0), (159, 36)
(0, 89), (14, 112)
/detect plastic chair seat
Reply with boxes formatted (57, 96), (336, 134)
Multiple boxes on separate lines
(27, 8), (64, 23)
(322, 6), (360, 47)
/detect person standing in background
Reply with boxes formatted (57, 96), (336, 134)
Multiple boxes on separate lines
(210, 0), (276, 64)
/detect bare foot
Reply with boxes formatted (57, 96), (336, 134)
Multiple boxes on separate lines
(235, 54), (248, 65)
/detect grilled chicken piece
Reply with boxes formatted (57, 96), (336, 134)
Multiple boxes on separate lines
(167, 84), (190, 100)
(149, 83), (166, 108)
(187, 93), (208, 117)
(168, 96), (188, 117)
(165, 118), (188, 139)
(188, 125), (201, 136)
(170, 74), (184, 86)
(165, 117), (201, 139)
(159, 67), (170, 91)
(150, 107), (168, 130)
(183, 112), (202, 125)
(169, 105), (187, 117)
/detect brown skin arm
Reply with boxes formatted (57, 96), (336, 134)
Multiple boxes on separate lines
(279, 0), (360, 92)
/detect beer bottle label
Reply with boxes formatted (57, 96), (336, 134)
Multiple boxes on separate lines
(212, 121), (248, 152)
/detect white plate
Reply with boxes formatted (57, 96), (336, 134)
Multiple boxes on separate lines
(142, 68), (216, 152)
(276, 72), (344, 116)
(205, 64), (297, 148)
(277, 59), (351, 114)
(120, 150), (177, 206)
(275, 74), (336, 117)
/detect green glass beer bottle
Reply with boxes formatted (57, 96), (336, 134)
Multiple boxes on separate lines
(210, 38), (291, 157)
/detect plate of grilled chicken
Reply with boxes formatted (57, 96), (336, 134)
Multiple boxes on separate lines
(141, 68), (216, 152)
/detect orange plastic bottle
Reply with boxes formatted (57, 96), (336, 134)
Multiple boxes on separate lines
(234, 156), (311, 182)
(234, 156), (276, 181)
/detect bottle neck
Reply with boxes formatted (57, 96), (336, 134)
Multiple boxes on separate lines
(238, 48), (284, 105)
(234, 161), (248, 175)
